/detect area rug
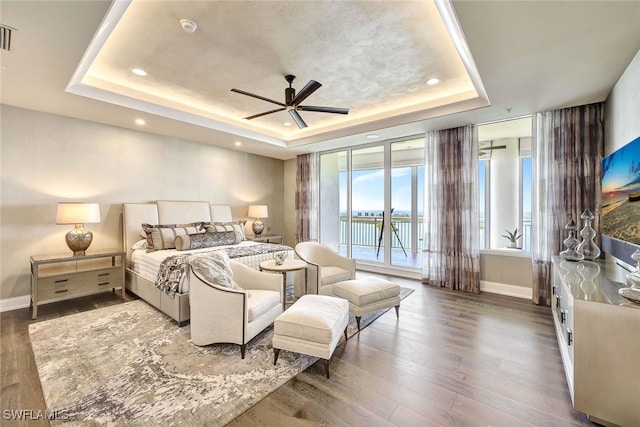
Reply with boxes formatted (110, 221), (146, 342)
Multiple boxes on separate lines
(29, 287), (413, 426)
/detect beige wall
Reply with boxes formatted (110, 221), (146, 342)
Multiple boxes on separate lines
(480, 252), (532, 288)
(605, 49), (640, 156)
(0, 105), (285, 301)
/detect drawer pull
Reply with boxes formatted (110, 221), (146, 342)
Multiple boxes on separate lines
(567, 330), (573, 346)
(560, 310), (566, 324)
(54, 279), (69, 284)
(98, 282), (111, 286)
(54, 289), (68, 294)
(98, 273), (110, 277)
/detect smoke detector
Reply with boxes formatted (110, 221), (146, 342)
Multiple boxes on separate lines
(180, 19), (197, 33)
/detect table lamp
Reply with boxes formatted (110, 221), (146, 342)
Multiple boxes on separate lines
(248, 205), (268, 236)
(56, 202), (101, 255)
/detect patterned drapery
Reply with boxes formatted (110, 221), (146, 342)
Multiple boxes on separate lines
(422, 125), (480, 293)
(531, 102), (604, 305)
(295, 153), (319, 243)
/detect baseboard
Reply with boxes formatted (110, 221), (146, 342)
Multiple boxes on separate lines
(481, 280), (532, 299)
(1, 288), (125, 314)
(0, 295), (31, 313)
(356, 263), (422, 280)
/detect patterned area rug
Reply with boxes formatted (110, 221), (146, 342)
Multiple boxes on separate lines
(29, 287), (413, 426)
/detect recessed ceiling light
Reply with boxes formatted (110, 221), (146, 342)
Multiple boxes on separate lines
(234, 141), (242, 147)
(283, 122), (292, 127)
(366, 134), (379, 139)
(180, 19), (197, 33)
(426, 78), (440, 86)
(132, 68), (147, 76)
(135, 118), (146, 126)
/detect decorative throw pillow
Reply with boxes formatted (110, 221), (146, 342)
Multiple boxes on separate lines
(142, 223), (205, 251)
(131, 239), (148, 250)
(205, 221), (247, 243)
(190, 251), (243, 290)
(175, 231), (237, 251)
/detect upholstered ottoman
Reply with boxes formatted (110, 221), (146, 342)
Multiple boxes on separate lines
(332, 277), (401, 331)
(273, 294), (349, 379)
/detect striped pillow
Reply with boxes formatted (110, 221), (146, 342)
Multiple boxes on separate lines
(142, 223), (205, 251)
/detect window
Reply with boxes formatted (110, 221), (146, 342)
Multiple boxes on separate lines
(478, 117), (533, 252)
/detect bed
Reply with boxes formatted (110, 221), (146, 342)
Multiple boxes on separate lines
(122, 201), (294, 324)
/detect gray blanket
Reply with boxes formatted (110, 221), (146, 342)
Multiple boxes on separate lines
(155, 243), (291, 297)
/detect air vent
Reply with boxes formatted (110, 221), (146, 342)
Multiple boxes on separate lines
(0, 24), (15, 52)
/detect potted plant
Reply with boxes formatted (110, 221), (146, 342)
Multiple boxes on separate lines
(502, 227), (522, 248)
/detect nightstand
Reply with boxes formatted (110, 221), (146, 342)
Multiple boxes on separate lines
(30, 249), (125, 319)
(249, 234), (283, 244)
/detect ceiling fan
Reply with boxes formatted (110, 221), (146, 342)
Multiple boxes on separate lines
(231, 74), (349, 129)
(479, 142), (507, 157)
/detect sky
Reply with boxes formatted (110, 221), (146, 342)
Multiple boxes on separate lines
(340, 160), (532, 217)
(602, 136), (640, 194)
(340, 167), (423, 214)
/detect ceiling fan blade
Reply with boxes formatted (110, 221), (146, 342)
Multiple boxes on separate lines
(244, 108), (286, 120)
(289, 109), (307, 129)
(298, 105), (349, 115)
(290, 80), (322, 107)
(231, 88), (286, 107)
(479, 144), (507, 151)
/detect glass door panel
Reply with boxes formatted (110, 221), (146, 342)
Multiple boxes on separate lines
(351, 146), (384, 263)
(391, 139), (424, 268)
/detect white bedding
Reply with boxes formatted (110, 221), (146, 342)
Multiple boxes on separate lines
(131, 241), (293, 292)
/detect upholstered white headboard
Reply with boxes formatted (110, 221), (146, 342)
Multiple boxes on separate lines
(122, 201), (233, 266)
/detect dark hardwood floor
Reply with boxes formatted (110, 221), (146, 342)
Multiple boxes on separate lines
(1, 276), (592, 426)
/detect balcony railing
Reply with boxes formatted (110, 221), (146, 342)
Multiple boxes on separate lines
(340, 215), (422, 251)
(339, 215), (532, 253)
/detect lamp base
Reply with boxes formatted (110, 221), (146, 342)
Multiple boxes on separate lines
(252, 219), (264, 236)
(65, 225), (93, 256)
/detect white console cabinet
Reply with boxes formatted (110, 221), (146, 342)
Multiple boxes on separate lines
(552, 256), (640, 427)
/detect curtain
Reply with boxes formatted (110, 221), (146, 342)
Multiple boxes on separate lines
(422, 125), (480, 293)
(531, 102), (604, 305)
(295, 152), (319, 243)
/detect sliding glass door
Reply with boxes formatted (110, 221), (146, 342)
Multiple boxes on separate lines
(320, 137), (424, 270)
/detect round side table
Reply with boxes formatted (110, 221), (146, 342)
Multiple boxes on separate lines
(259, 259), (308, 310)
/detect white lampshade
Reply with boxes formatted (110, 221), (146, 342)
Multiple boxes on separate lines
(56, 202), (101, 225)
(248, 205), (268, 219)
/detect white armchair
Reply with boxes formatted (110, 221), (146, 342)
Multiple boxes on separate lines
(189, 259), (283, 358)
(294, 242), (356, 296)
